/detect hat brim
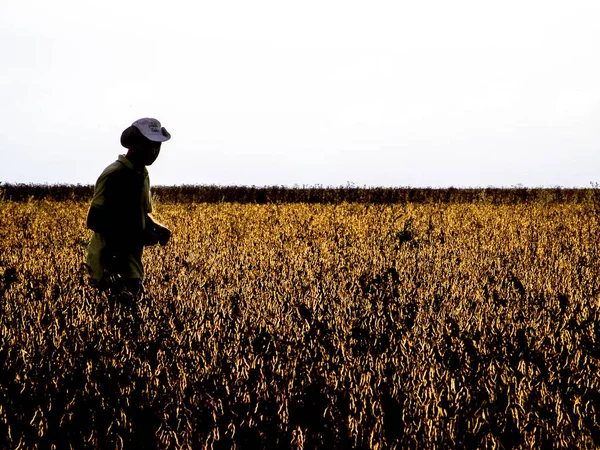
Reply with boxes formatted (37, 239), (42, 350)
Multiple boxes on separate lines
(145, 134), (171, 143)
(141, 128), (171, 143)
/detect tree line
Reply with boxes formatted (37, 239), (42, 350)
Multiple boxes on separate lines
(0, 183), (596, 204)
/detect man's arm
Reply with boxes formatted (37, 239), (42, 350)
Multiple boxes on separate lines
(87, 205), (113, 235)
(87, 205), (137, 249)
(87, 170), (141, 249)
(87, 170), (116, 235)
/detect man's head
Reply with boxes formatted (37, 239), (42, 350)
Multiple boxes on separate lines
(121, 118), (171, 167)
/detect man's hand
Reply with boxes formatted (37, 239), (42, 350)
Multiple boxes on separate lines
(143, 222), (171, 246)
(155, 224), (171, 246)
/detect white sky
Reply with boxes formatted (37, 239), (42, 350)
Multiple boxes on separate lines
(1, 0), (600, 187)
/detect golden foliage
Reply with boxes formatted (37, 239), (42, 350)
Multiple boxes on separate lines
(0, 199), (599, 448)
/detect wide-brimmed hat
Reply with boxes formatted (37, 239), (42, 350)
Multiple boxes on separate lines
(132, 118), (171, 142)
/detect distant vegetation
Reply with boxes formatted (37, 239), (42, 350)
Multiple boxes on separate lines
(0, 183), (597, 204)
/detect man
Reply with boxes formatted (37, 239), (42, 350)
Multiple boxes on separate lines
(86, 117), (172, 301)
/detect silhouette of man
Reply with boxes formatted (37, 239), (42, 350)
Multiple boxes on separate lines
(86, 118), (172, 302)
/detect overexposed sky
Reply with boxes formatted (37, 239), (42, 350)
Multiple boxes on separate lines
(2, 0), (600, 187)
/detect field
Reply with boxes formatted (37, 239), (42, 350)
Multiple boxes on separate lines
(1, 193), (600, 448)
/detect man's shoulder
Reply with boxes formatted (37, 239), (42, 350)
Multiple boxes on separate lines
(100, 159), (127, 178)
(96, 158), (135, 188)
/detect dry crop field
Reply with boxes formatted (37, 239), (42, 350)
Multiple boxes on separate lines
(1, 196), (599, 448)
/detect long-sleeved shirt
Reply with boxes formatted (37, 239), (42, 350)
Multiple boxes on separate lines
(86, 154), (152, 281)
